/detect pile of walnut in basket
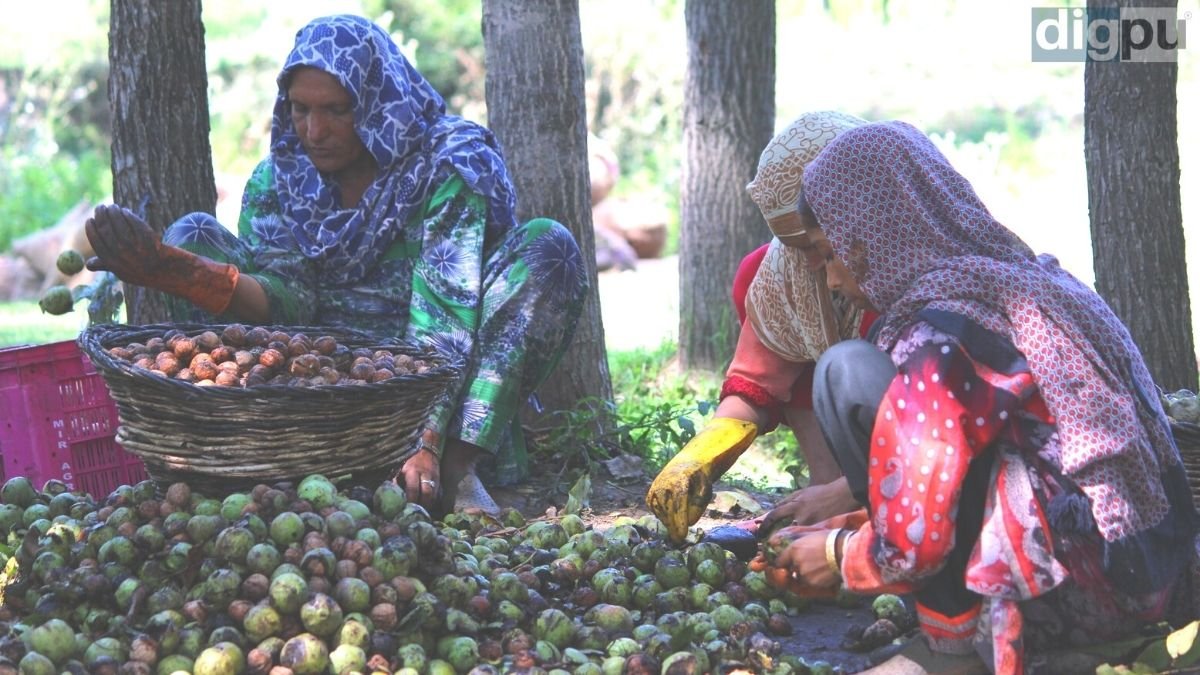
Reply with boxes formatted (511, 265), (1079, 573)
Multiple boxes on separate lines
(107, 325), (433, 387)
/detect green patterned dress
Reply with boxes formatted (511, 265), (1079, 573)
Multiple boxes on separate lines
(163, 161), (587, 484)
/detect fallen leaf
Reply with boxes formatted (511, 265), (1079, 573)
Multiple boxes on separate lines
(709, 490), (766, 516)
(602, 454), (645, 481)
(1166, 620), (1200, 664)
(565, 473), (591, 515)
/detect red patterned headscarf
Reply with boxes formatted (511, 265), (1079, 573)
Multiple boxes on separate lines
(802, 120), (1178, 542)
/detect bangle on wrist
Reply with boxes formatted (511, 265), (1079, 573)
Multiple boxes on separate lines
(419, 429), (442, 457)
(835, 528), (851, 568)
(825, 528), (844, 578)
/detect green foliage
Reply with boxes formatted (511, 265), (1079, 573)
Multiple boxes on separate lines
(201, 3), (308, 177)
(563, 473), (591, 516)
(365, 0), (485, 112)
(0, 301), (83, 348)
(529, 393), (703, 478)
(0, 2), (111, 252)
(72, 272), (125, 327)
(1085, 621), (1200, 674)
(531, 339), (803, 493)
(580, 1), (685, 215)
(0, 149), (110, 253)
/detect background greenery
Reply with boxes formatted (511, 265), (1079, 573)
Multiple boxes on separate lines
(1, 0), (1196, 492)
(2, 1), (1196, 282)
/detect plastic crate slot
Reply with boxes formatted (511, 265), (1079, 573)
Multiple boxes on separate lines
(125, 460), (149, 486)
(71, 436), (121, 471)
(75, 465), (124, 498)
(64, 405), (115, 442)
(58, 375), (103, 409)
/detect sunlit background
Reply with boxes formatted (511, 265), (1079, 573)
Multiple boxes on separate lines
(1, 0), (1196, 350)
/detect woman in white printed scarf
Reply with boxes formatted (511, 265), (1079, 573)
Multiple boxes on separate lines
(647, 111), (880, 542)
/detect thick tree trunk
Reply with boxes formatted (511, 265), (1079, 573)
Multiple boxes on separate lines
(680, 0), (775, 371)
(108, 0), (216, 324)
(481, 0), (614, 427)
(1084, 0), (1196, 392)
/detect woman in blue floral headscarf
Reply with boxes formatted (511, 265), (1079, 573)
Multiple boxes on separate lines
(85, 14), (588, 513)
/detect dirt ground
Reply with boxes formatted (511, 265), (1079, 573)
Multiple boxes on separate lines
(486, 255), (903, 672)
(488, 474), (902, 674)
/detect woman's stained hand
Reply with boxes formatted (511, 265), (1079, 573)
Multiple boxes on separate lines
(85, 204), (166, 285)
(759, 477), (858, 533)
(399, 447), (441, 510)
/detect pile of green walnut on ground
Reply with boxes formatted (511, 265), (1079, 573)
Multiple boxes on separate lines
(0, 474), (913, 674)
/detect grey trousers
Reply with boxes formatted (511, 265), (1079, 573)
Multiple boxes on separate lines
(814, 338), (995, 618)
(812, 339), (896, 507)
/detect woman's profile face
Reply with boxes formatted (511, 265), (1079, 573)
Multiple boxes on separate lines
(287, 67), (371, 176)
(790, 192), (876, 311)
(798, 227), (875, 311)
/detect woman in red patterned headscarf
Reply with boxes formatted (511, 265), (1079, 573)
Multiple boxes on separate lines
(757, 121), (1198, 674)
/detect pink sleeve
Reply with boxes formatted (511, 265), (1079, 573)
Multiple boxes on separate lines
(724, 321), (811, 405)
(845, 337), (1026, 587)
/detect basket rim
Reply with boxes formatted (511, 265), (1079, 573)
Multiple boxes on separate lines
(78, 322), (463, 400)
(76, 322), (464, 492)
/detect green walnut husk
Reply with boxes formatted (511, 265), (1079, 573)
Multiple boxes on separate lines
(38, 285), (74, 315)
(56, 249), (86, 275)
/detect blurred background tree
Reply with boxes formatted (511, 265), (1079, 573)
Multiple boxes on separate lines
(481, 0), (614, 431)
(1084, 0), (1195, 393)
(108, 0), (216, 324)
(679, 0), (775, 370)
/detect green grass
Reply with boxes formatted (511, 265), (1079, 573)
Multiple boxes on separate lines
(0, 301), (85, 349)
(606, 338), (801, 491)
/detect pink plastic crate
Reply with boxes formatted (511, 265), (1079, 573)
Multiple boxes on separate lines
(0, 340), (146, 498)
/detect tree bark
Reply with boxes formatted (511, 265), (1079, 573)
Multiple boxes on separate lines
(481, 0), (614, 426)
(108, 0), (216, 324)
(680, 0), (776, 371)
(1084, 0), (1196, 392)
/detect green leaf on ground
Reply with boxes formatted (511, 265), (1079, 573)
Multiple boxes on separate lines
(709, 490), (765, 516)
(1134, 639), (1172, 673)
(565, 472), (591, 515)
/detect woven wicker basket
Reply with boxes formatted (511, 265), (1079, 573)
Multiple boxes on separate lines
(79, 323), (461, 495)
(1172, 420), (1200, 512)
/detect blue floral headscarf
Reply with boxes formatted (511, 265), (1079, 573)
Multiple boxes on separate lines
(271, 14), (518, 284)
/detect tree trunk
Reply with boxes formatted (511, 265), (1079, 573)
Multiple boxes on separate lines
(1084, 0), (1196, 392)
(680, 0), (776, 371)
(481, 0), (614, 426)
(108, 0), (216, 324)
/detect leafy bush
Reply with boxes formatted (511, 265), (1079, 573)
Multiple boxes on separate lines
(0, 3), (111, 253)
(531, 339), (803, 492)
(0, 149), (110, 253)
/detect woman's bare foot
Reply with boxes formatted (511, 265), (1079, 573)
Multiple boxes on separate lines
(436, 439), (499, 516)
